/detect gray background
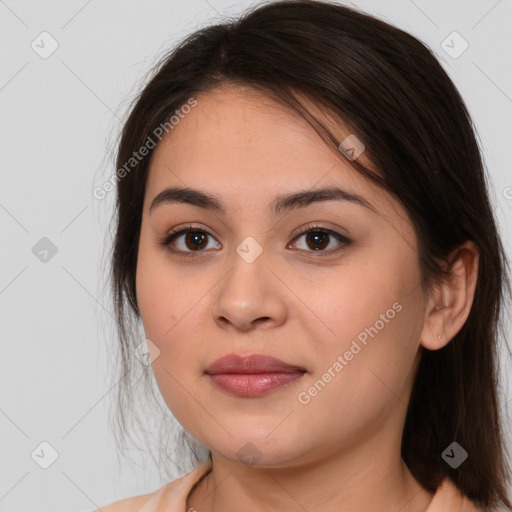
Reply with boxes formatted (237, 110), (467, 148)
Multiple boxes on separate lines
(1, 0), (511, 511)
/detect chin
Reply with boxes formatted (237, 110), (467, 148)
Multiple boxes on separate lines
(206, 434), (308, 468)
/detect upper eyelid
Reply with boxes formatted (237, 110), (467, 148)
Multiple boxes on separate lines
(166, 224), (347, 240)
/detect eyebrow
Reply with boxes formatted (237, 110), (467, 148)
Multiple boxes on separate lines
(149, 185), (377, 216)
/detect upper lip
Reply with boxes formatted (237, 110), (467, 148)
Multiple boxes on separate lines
(205, 354), (306, 375)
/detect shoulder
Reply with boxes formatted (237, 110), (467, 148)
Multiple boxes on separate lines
(427, 478), (484, 512)
(92, 458), (213, 512)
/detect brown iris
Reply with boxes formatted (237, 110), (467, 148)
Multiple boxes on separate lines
(304, 231), (329, 250)
(184, 231), (208, 251)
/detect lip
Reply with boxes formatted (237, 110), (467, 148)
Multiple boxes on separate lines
(205, 353), (306, 374)
(205, 354), (307, 397)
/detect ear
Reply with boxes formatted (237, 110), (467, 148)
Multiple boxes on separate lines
(419, 241), (479, 351)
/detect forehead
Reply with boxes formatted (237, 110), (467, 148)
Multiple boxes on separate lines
(145, 85), (390, 216)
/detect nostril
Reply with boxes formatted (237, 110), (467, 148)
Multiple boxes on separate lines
(253, 317), (271, 326)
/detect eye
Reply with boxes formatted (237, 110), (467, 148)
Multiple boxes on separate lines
(159, 223), (352, 257)
(288, 224), (352, 255)
(159, 224), (220, 257)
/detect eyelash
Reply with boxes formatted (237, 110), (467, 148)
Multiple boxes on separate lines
(159, 223), (352, 258)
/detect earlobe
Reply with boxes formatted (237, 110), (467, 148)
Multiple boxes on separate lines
(419, 241), (479, 351)
(420, 301), (448, 351)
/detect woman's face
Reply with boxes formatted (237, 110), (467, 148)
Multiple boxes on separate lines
(136, 85), (430, 468)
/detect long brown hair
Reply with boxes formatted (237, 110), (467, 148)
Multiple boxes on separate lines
(106, 1), (511, 508)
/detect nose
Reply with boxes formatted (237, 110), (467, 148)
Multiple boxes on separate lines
(210, 248), (288, 333)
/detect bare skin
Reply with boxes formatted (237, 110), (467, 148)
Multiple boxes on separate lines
(123, 84), (479, 512)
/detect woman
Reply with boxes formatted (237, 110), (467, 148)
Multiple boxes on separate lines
(96, 1), (511, 510)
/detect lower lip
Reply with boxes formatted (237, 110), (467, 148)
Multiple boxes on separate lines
(207, 372), (306, 397)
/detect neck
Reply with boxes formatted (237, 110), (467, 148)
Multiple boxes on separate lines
(187, 430), (435, 512)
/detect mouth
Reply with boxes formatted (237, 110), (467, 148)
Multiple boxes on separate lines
(205, 353), (307, 397)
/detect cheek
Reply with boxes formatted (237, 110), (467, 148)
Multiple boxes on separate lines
(136, 256), (209, 432)
(135, 238), (197, 341)
(135, 240), (211, 403)
(291, 294), (421, 449)
(297, 251), (423, 399)
(296, 261), (412, 351)
(136, 263), (206, 378)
